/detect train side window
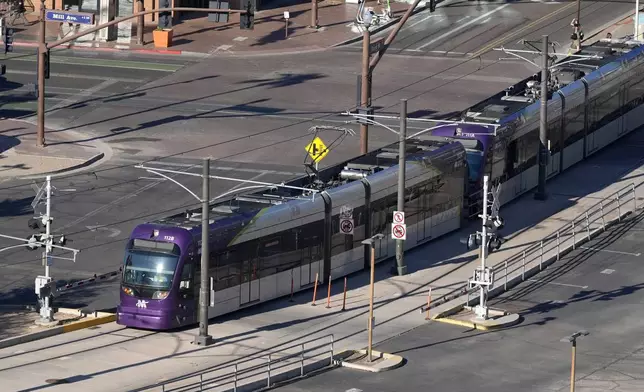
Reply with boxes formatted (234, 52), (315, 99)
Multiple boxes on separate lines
(179, 263), (194, 298)
(505, 140), (518, 177)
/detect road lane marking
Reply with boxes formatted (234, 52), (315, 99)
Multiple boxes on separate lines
(580, 246), (641, 257)
(469, 1), (577, 58)
(6, 69), (144, 82)
(527, 279), (588, 289)
(9, 56), (182, 72)
(601, 269), (615, 275)
(415, 4), (511, 51)
(407, 14), (441, 29)
(47, 79), (118, 116)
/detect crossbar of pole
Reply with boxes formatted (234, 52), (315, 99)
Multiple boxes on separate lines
(342, 111), (501, 128)
(135, 164), (320, 193)
(492, 47), (601, 59)
(48, 7), (246, 49)
(142, 168), (202, 202)
(0, 233), (79, 254)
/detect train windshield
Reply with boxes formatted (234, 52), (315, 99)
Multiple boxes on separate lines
(122, 239), (181, 291)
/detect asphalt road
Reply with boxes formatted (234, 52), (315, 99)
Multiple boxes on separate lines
(342, 0), (635, 58)
(275, 209), (644, 392)
(0, 2), (636, 313)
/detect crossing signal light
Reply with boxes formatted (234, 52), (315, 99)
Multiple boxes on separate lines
(4, 27), (14, 54)
(429, 0), (436, 12)
(240, 0), (255, 30)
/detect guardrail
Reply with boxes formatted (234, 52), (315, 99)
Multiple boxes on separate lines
(462, 182), (638, 307)
(139, 334), (335, 392)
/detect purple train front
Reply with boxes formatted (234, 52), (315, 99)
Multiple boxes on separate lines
(116, 224), (197, 330)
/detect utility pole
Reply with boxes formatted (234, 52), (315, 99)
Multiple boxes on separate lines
(36, 0), (46, 147)
(194, 158), (213, 346)
(395, 99), (407, 276)
(362, 233), (384, 362)
(535, 35), (549, 201)
(137, 0), (144, 45)
(635, 0), (641, 41)
(310, 0), (318, 28)
(575, 0), (581, 50)
(360, 14), (372, 155)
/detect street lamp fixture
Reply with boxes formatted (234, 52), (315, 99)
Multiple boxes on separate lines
(362, 233), (384, 362)
(560, 330), (589, 392)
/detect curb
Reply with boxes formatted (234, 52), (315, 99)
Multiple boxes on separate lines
(9, 151), (105, 181)
(582, 8), (639, 43)
(14, 41), (209, 57)
(432, 312), (521, 331)
(0, 312), (116, 350)
(340, 349), (405, 372)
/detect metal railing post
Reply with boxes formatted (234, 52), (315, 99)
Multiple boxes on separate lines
(330, 335), (334, 366)
(162, 384), (165, 392)
(617, 194), (622, 221)
(267, 354), (272, 388)
(585, 211), (591, 240)
(301, 343), (305, 377)
(540, 240), (544, 270)
(632, 183), (637, 211)
(600, 201), (606, 230)
(572, 220), (576, 249)
(504, 259), (508, 290)
(234, 364), (238, 392)
(522, 250), (526, 280)
(200, 374), (203, 391)
(556, 231), (560, 261)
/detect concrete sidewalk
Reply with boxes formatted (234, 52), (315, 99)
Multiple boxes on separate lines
(0, 119), (111, 180)
(11, 1), (413, 56)
(0, 123), (643, 391)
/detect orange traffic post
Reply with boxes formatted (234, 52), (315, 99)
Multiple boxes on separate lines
(425, 287), (432, 320)
(325, 275), (332, 309)
(341, 277), (347, 311)
(311, 272), (319, 306)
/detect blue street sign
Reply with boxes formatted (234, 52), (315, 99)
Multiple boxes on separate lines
(45, 10), (95, 25)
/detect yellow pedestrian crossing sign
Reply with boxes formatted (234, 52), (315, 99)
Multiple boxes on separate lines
(305, 136), (329, 163)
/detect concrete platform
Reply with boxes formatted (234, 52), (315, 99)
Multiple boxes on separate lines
(340, 349), (405, 373)
(434, 308), (522, 331)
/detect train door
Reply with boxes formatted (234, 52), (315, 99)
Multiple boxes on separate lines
(240, 245), (260, 305)
(617, 85), (627, 137)
(300, 227), (321, 286)
(421, 185), (432, 242)
(177, 251), (197, 325)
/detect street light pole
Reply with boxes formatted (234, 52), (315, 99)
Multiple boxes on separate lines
(535, 35), (549, 201)
(194, 158), (213, 346)
(37, 0), (46, 147)
(362, 233), (383, 362)
(360, 16), (372, 155)
(561, 330), (589, 392)
(395, 99), (407, 276)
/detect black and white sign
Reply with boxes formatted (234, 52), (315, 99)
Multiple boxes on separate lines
(393, 211), (405, 224)
(340, 219), (354, 235)
(340, 204), (353, 219)
(391, 223), (406, 240)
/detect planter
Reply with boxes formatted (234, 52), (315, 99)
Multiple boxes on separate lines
(153, 29), (173, 48)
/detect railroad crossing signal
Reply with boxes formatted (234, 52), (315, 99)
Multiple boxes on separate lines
(391, 223), (406, 240)
(305, 136), (329, 163)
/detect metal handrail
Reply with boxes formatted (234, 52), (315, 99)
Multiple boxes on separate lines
(139, 334), (335, 392)
(463, 182), (637, 302)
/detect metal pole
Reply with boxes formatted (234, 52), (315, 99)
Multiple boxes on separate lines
(137, 0), (144, 45)
(194, 158), (213, 346)
(395, 99), (407, 276)
(36, 0), (46, 147)
(367, 245), (375, 362)
(476, 175), (489, 319)
(636, 0), (640, 41)
(360, 26), (371, 155)
(310, 0), (318, 28)
(575, 0), (581, 50)
(42, 175), (52, 321)
(570, 340), (577, 392)
(535, 35), (549, 201)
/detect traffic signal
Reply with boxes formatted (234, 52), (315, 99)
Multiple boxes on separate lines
(428, 0), (436, 12)
(44, 49), (50, 79)
(4, 27), (14, 54)
(240, 0), (255, 30)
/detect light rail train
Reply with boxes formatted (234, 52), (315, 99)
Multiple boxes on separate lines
(117, 38), (644, 330)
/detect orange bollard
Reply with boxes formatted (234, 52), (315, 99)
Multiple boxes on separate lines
(311, 272), (319, 306)
(425, 287), (432, 320)
(341, 277), (347, 311)
(325, 275), (332, 309)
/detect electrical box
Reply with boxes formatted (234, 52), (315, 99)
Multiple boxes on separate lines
(35, 275), (52, 296)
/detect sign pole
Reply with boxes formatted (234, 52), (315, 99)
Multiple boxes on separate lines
(36, 0), (45, 147)
(395, 99), (407, 276)
(475, 175), (489, 320)
(367, 243), (375, 362)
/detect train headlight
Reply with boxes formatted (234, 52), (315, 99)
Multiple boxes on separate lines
(152, 291), (169, 300)
(122, 286), (134, 296)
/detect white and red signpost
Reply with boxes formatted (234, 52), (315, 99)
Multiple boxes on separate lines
(391, 210), (406, 241)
